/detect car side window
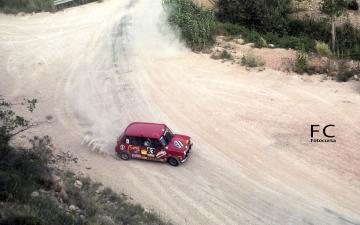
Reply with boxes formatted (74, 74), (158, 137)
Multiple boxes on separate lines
(144, 138), (151, 147)
(150, 138), (163, 148)
(128, 136), (143, 146)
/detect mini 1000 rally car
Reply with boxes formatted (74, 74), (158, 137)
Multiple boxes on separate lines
(115, 122), (192, 166)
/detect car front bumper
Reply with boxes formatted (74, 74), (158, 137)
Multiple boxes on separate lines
(182, 143), (193, 163)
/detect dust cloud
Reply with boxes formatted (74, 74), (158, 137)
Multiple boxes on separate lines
(65, 0), (186, 154)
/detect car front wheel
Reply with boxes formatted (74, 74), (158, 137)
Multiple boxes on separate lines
(119, 151), (131, 160)
(167, 157), (179, 167)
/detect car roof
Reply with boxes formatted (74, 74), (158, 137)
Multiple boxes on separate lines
(125, 122), (166, 139)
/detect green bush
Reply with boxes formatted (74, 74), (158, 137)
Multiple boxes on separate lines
(0, 0), (53, 13)
(241, 53), (264, 67)
(337, 70), (354, 82)
(288, 19), (360, 60)
(242, 30), (268, 48)
(219, 50), (232, 59)
(0, 0), (100, 13)
(350, 45), (360, 61)
(215, 23), (316, 52)
(215, 1), (360, 60)
(163, 0), (216, 50)
(217, 0), (292, 34)
(294, 51), (308, 74)
(213, 22), (246, 36)
(211, 49), (232, 60)
(0, 144), (51, 202)
(277, 36), (315, 51)
(315, 41), (332, 57)
(287, 19), (331, 42)
(0, 215), (44, 225)
(30, 195), (84, 225)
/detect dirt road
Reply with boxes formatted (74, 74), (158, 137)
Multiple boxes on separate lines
(1, 1), (360, 224)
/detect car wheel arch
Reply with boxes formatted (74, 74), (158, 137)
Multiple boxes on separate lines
(118, 151), (131, 160)
(167, 156), (180, 166)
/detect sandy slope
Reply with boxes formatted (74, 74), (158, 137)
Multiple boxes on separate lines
(1, 1), (360, 224)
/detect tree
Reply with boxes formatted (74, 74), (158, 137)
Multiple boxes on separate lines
(0, 96), (37, 152)
(320, 0), (348, 53)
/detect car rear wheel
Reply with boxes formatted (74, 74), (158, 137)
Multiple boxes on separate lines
(168, 157), (179, 167)
(119, 152), (131, 160)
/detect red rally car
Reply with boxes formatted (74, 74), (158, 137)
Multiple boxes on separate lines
(115, 122), (192, 166)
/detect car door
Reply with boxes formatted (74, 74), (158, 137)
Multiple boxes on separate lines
(139, 137), (155, 160)
(126, 136), (142, 159)
(150, 138), (167, 161)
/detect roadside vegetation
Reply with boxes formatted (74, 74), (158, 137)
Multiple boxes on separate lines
(0, 0), (100, 13)
(163, 0), (216, 51)
(0, 96), (170, 225)
(215, 0), (360, 61)
(163, 0), (360, 81)
(241, 53), (265, 68)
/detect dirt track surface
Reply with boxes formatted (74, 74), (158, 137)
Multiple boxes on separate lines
(1, 1), (360, 224)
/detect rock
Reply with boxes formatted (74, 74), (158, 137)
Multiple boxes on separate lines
(354, 75), (359, 81)
(31, 191), (39, 198)
(74, 180), (83, 189)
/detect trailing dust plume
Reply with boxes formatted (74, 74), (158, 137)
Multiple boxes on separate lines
(66, 0), (187, 154)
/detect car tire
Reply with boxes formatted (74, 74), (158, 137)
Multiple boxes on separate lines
(167, 157), (179, 167)
(119, 151), (131, 160)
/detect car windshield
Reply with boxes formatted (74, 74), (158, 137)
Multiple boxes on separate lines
(159, 127), (174, 146)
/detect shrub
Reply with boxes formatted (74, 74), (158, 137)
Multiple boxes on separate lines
(211, 50), (232, 60)
(0, 215), (44, 225)
(263, 32), (280, 46)
(30, 195), (84, 225)
(213, 22), (246, 36)
(240, 29), (268, 48)
(241, 53), (264, 67)
(288, 19), (331, 42)
(277, 36), (315, 51)
(0, 0), (101, 13)
(350, 45), (360, 61)
(315, 41), (332, 57)
(337, 70), (354, 82)
(294, 51), (308, 74)
(217, 0), (292, 34)
(163, 0), (216, 50)
(0, 144), (51, 202)
(219, 50), (232, 59)
(336, 22), (360, 59)
(288, 19), (360, 60)
(0, 0), (54, 13)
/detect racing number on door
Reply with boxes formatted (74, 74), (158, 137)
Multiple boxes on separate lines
(147, 147), (155, 157)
